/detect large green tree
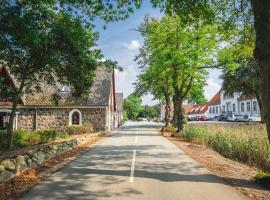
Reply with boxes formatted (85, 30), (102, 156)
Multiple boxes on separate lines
(136, 16), (217, 134)
(149, 0), (270, 142)
(0, 1), (118, 149)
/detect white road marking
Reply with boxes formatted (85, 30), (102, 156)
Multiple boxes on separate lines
(135, 127), (138, 144)
(129, 149), (136, 183)
(130, 126), (138, 183)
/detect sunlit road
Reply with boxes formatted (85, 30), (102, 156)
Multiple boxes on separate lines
(22, 122), (246, 200)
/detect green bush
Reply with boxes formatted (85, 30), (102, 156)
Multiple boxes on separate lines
(56, 131), (69, 139)
(183, 125), (270, 171)
(0, 129), (29, 148)
(66, 123), (93, 135)
(25, 131), (41, 145)
(39, 130), (57, 143)
(0, 129), (71, 149)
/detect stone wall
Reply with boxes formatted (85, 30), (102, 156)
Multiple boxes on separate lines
(17, 107), (107, 132)
(0, 133), (100, 182)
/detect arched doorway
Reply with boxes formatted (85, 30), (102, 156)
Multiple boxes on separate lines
(69, 109), (82, 126)
(72, 111), (80, 125)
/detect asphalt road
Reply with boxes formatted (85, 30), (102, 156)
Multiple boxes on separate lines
(22, 122), (247, 200)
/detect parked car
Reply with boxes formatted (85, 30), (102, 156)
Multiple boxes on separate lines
(227, 114), (245, 122)
(196, 116), (207, 121)
(218, 114), (229, 121)
(243, 114), (261, 122)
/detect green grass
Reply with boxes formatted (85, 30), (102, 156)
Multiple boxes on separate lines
(183, 124), (270, 171)
(255, 171), (270, 187)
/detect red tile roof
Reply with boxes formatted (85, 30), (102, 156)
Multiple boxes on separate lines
(208, 91), (221, 106)
(186, 103), (208, 115)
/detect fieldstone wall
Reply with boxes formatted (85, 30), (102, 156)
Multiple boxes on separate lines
(17, 107), (107, 132)
(0, 133), (99, 182)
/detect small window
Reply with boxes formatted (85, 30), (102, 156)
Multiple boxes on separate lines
(241, 103), (245, 112)
(61, 85), (70, 93)
(216, 106), (218, 114)
(233, 104), (236, 112)
(247, 102), (251, 112)
(253, 101), (257, 112)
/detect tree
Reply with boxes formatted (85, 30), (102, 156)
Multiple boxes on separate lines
(135, 46), (173, 128)
(138, 105), (160, 119)
(149, 0), (270, 142)
(0, 1), (118, 149)
(136, 16), (217, 134)
(123, 93), (143, 120)
(221, 62), (263, 120)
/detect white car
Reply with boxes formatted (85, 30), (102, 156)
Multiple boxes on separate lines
(243, 114), (262, 122)
(227, 114), (245, 122)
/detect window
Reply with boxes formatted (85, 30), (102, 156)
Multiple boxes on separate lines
(241, 103), (244, 112)
(233, 104), (236, 112)
(216, 106), (218, 114)
(69, 109), (82, 125)
(61, 85), (70, 93)
(247, 102), (251, 112)
(253, 101), (257, 112)
(222, 105), (225, 112)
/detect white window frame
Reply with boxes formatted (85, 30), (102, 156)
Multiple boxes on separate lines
(69, 109), (82, 126)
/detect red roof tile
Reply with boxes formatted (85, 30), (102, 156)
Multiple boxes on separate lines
(208, 91), (221, 106)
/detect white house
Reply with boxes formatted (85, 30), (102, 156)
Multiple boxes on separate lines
(209, 90), (260, 117)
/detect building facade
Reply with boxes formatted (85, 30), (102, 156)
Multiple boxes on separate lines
(0, 66), (120, 132)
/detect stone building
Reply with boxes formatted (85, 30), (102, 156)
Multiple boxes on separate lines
(114, 93), (124, 128)
(0, 66), (118, 132)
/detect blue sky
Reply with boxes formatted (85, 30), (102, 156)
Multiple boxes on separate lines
(94, 1), (222, 105)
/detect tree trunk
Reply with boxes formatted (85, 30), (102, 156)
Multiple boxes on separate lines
(252, 0), (270, 143)
(7, 98), (19, 150)
(176, 98), (184, 134)
(255, 92), (264, 123)
(172, 94), (178, 127)
(164, 93), (171, 128)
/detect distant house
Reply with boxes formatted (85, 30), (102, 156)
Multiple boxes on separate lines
(208, 90), (261, 118)
(114, 93), (124, 128)
(208, 91), (221, 118)
(185, 103), (208, 118)
(0, 66), (120, 132)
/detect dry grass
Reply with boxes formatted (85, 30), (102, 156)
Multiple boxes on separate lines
(183, 124), (270, 171)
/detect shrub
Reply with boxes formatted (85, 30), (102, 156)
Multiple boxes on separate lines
(66, 123), (93, 135)
(25, 131), (41, 145)
(56, 132), (69, 139)
(39, 130), (57, 143)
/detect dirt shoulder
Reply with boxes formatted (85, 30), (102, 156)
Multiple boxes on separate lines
(162, 131), (270, 200)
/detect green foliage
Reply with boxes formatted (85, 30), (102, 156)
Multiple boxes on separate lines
(0, 129), (79, 149)
(255, 171), (270, 186)
(56, 132), (69, 139)
(138, 105), (160, 119)
(123, 93), (143, 120)
(183, 125), (270, 171)
(66, 123), (93, 135)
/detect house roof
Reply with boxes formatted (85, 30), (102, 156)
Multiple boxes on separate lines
(208, 90), (221, 106)
(0, 66), (115, 107)
(183, 104), (194, 114)
(186, 103), (208, 115)
(115, 93), (123, 112)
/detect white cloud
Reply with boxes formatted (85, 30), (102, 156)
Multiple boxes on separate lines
(204, 78), (221, 100)
(123, 40), (141, 50)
